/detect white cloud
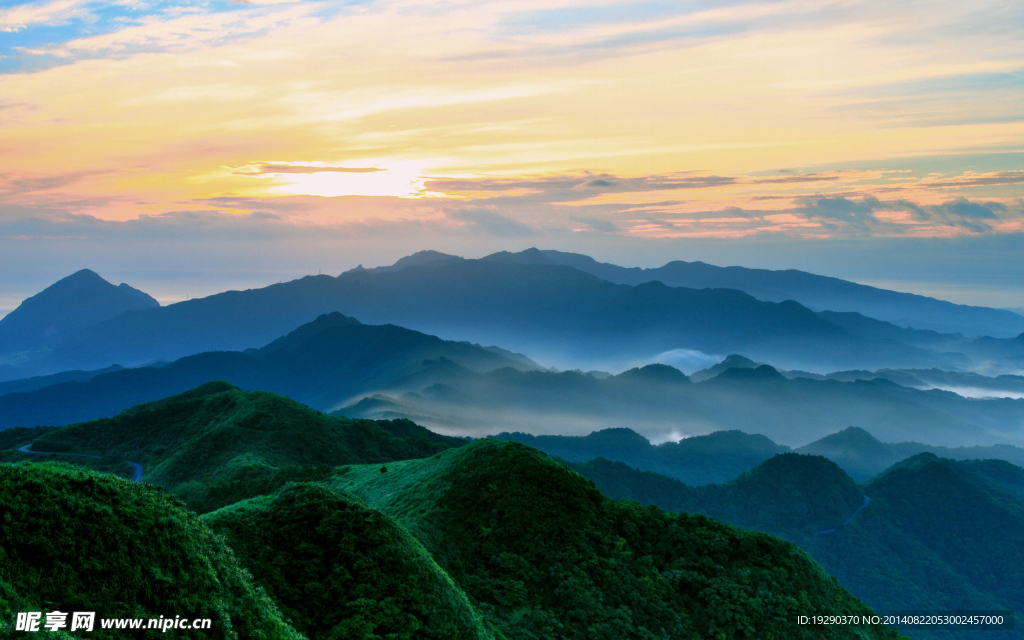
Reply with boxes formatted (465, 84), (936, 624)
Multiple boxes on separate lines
(0, 0), (89, 32)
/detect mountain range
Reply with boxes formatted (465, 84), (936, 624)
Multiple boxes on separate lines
(690, 353), (1024, 400)
(3, 250), (1020, 639)
(3, 250), (1022, 378)
(480, 248), (1024, 337)
(494, 425), (1024, 484)
(0, 312), (539, 430)
(336, 359), (1024, 447)
(2, 310), (1022, 448)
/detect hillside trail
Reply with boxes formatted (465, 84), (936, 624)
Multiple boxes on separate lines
(16, 444), (144, 483)
(816, 494), (872, 536)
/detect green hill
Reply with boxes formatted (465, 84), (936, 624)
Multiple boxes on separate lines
(698, 454), (865, 535)
(3, 385), (911, 639)
(819, 455), (1024, 619)
(569, 452), (1024, 639)
(202, 482), (495, 640)
(570, 454), (864, 537)
(331, 439), (901, 640)
(0, 461), (301, 639)
(14, 381), (467, 513)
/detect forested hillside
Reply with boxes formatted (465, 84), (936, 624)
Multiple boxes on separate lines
(569, 453), (1024, 639)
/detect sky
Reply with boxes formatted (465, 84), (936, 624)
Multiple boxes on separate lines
(1, 0), (1022, 313)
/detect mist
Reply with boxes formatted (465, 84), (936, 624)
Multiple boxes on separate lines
(335, 362), (1024, 449)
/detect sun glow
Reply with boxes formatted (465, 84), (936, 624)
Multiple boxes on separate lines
(230, 161), (439, 199)
(0, 0), (1019, 240)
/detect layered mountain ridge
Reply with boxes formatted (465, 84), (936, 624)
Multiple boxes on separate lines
(4, 250), (1022, 378)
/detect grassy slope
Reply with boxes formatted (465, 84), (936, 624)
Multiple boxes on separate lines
(0, 462), (302, 640)
(203, 483), (496, 640)
(17, 381), (466, 513)
(330, 439), (902, 640)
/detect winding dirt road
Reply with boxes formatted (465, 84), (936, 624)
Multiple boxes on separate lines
(16, 444), (144, 483)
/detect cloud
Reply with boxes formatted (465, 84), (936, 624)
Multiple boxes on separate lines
(572, 216), (618, 232)
(653, 348), (723, 374)
(795, 196), (878, 228)
(934, 197), (1001, 219)
(260, 165), (383, 174)
(752, 174), (841, 184)
(927, 171), (1024, 188)
(4, 199), (1024, 318)
(0, 0), (88, 32)
(788, 195), (1011, 234)
(426, 173), (740, 210)
(447, 206), (533, 237)
(0, 170), (113, 195)
(9, 1), (312, 65)
(234, 164), (385, 175)
(889, 199), (930, 221)
(923, 197), (1005, 233)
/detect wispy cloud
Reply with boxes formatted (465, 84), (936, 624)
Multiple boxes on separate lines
(447, 206), (534, 238)
(925, 171), (1024, 188)
(0, 0), (1021, 264)
(572, 216), (617, 233)
(795, 196), (879, 229)
(234, 164), (385, 175)
(0, 0), (90, 32)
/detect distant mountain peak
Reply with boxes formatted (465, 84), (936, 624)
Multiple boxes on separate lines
(617, 363), (690, 383)
(881, 451), (943, 474)
(392, 250), (460, 267)
(344, 250), (462, 275)
(797, 426), (890, 457)
(740, 451), (855, 484)
(259, 312), (362, 353)
(713, 364), (785, 382)
(0, 270), (159, 359)
(720, 354), (758, 368)
(585, 427), (653, 445)
(827, 426), (881, 443)
(691, 354), (763, 382)
(65, 268), (104, 281)
(483, 247), (555, 264)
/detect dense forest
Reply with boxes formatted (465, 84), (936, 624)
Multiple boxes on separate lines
(0, 384), (906, 639)
(569, 453), (1024, 639)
